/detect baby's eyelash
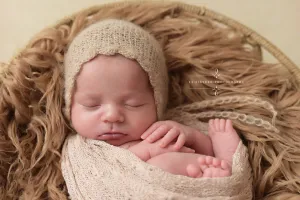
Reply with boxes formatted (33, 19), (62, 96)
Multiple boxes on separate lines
(82, 104), (100, 108)
(125, 104), (144, 108)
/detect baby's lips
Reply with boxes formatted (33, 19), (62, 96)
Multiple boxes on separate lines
(97, 132), (126, 140)
(101, 131), (126, 135)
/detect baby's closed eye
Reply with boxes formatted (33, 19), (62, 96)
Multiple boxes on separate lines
(82, 103), (100, 108)
(124, 103), (145, 108)
(79, 100), (100, 108)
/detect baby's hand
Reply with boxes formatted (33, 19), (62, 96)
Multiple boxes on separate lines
(141, 120), (194, 150)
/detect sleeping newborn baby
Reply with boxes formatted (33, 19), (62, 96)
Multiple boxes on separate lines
(64, 19), (241, 178)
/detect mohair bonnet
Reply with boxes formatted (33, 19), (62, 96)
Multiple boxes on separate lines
(63, 19), (168, 120)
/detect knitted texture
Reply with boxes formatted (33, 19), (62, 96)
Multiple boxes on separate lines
(61, 126), (253, 200)
(165, 95), (279, 135)
(64, 19), (168, 120)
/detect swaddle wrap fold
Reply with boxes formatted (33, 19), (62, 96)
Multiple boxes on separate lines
(61, 125), (253, 200)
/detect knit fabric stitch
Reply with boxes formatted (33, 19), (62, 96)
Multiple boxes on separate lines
(165, 95), (279, 134)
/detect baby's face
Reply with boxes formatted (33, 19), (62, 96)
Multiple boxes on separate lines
(70, 54), (157, 146)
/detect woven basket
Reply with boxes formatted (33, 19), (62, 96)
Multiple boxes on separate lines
(0, 1), (299, 200)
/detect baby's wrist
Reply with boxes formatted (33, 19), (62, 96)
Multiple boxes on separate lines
(186, 128), (197, 147)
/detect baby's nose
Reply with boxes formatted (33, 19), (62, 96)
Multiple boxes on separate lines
(101, 104), (124, 123)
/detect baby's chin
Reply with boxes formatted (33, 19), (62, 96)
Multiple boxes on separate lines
(99, 137), (131, 147)
(101, 136), (143, 147)
(104, 139), (125, 146)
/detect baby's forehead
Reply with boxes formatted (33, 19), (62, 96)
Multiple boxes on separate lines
(84, 54), (144, 71)
(81, 54), (150, 81)
(75, 55), (152, 93)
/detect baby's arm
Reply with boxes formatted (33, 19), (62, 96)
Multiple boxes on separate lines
(120, 140), (150, 161)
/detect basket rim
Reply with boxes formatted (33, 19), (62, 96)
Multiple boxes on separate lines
(5, 0), (300, 85)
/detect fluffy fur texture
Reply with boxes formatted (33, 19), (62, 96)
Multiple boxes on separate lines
(0, 2), (300, 200)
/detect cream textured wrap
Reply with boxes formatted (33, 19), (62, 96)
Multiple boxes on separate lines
(61, 122), (253, 200)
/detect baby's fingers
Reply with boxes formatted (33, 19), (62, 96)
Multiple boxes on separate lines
(145, 125), (169, 143)
(141, 122), (161, 139)
(159, 128), (180, 148)
(174, 133), (186, 150)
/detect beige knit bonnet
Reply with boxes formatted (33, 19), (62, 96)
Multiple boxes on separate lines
(64, 19), (168, 121)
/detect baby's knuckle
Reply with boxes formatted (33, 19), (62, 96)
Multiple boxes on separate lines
(174, 127), (181, 132)
(165, 120), (177, 126)
(158, 124), (167, 130)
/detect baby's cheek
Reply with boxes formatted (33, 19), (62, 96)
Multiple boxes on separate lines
(71, 115), (83, 133)
(134, 113), (156, 133)
(71, 108), (90, 133)
(73, 117), (94, 138)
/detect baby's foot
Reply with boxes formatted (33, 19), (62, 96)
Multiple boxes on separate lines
(186, 156), (231, 178)
(208, 118), (240, 165)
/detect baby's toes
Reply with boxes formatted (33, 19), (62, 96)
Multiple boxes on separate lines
(186, 164), (202, 178)
(205, 156), (214, 165)
(225, 119), (236, 133)
(198, 156), (214, 169)
(220, 169), (231, 177)
(197, 156), (206, 165)
(209, 118), (228, 136)
(214, 118), (220, 132)
(219, 119), (226, 132)
(221, 160), (230, 170)
(212, 157), (221, 167)
(215, 168), (231, 177)
(198, 156), (219, 168)
(208, 119), (216, 136)
(202, 168), (213, 178)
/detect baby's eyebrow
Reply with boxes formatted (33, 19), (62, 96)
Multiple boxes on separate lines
(122, 91), (146, 99)
(77, 92), (100, 99)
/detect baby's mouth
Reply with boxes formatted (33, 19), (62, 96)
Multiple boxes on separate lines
(98, 132), (126, 140)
